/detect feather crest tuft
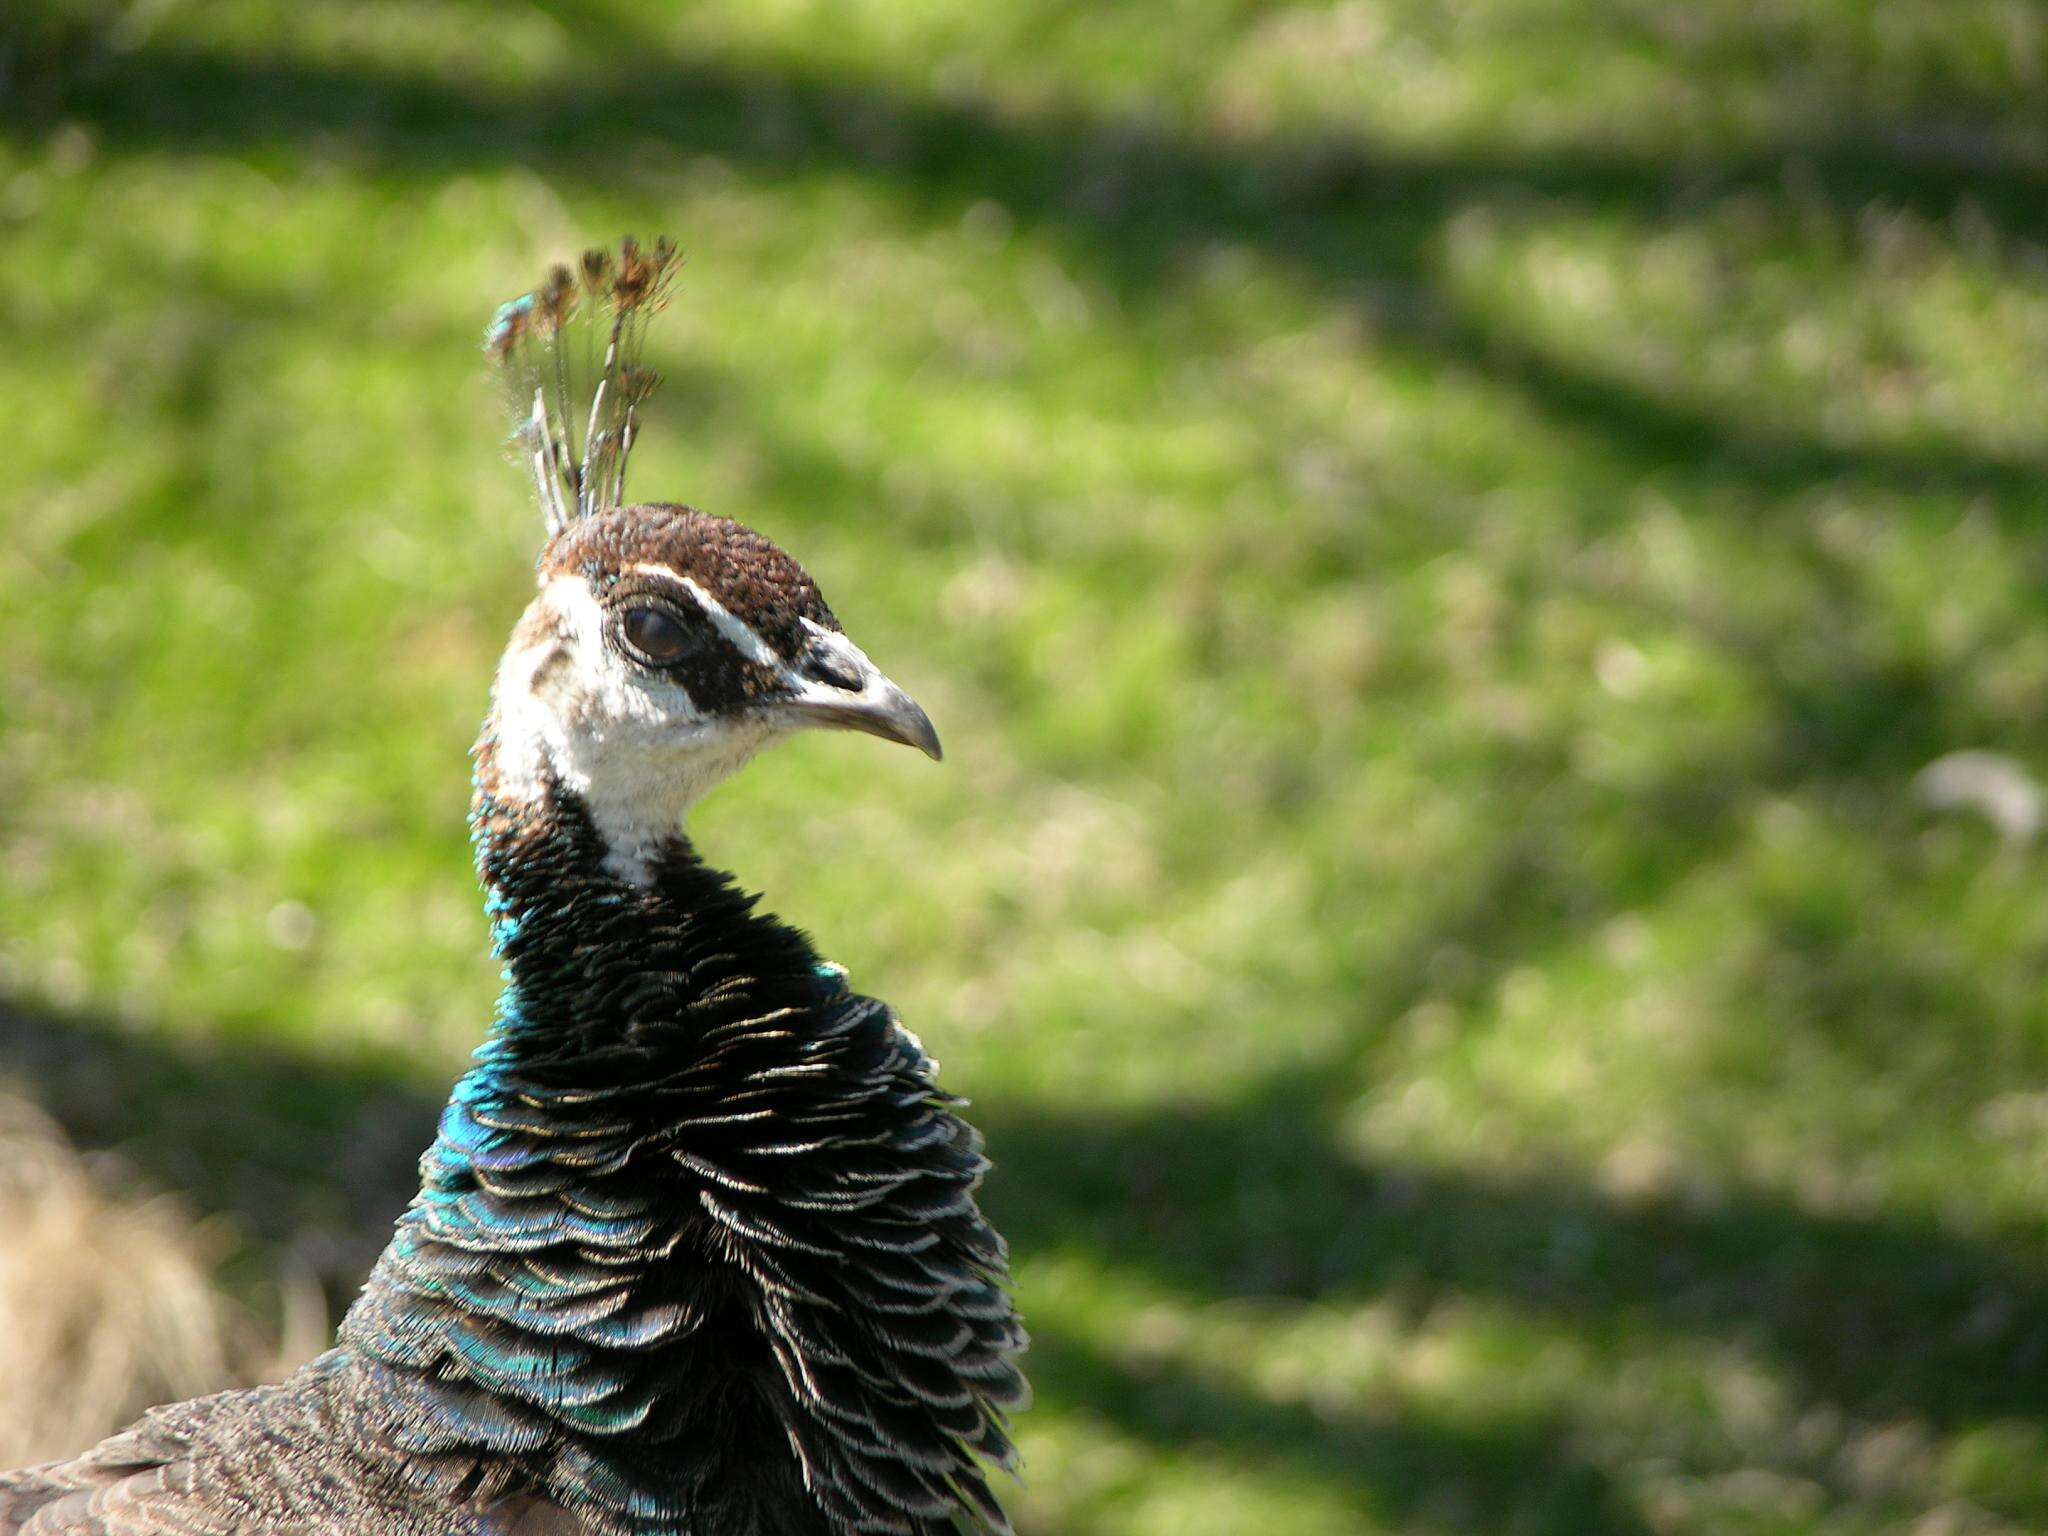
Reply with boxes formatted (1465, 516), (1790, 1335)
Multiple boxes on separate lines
(486, 237), (683, 536)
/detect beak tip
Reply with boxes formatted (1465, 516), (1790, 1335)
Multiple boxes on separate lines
(781, 684), (943, 762)
(902, 705), (944, 763)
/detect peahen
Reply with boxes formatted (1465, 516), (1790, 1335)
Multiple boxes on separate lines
(0, 239), (1026, 1536)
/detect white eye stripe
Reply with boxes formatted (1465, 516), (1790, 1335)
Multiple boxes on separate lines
(626, 563), (782, 671)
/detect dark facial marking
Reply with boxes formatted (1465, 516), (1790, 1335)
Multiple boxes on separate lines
(528, 644), (579, 712)
(601, 575), (782, 716)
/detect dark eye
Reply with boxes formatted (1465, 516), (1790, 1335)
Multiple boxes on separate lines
(620, 604), (692, 665)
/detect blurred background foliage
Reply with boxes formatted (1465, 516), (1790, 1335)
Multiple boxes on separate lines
(3, 0), (2048, 1530)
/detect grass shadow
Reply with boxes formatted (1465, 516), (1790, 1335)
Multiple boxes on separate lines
(4, 22), (2044, 543)
(1026, 1331), (1659, 1535)
(0, 995), (434, 1299)
(982, 1080), (2048, 1435)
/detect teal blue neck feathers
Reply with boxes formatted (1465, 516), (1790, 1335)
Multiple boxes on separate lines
(336, 764), (1024, 1536)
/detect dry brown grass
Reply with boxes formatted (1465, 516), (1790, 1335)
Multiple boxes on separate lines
(0, 1092), (320, 1467)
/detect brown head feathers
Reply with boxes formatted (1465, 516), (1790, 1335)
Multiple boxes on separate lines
(544, 504), (841, 660)
(487, 236), (681, 536)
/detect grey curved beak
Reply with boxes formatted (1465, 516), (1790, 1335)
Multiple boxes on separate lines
(780, 629), (943, 761)
(792, 682), (943, 760)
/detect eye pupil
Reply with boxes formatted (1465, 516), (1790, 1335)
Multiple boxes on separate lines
(622, 605), (690, 663)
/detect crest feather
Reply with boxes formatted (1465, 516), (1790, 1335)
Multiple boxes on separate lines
(486, 236), (681, 535)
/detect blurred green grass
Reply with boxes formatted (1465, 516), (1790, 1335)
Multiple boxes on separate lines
(4, 0), (2048, 1530)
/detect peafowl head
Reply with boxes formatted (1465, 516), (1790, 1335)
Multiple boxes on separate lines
(480, 239), (938, 874)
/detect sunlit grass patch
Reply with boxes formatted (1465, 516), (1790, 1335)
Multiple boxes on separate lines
(3, 0), (2047, 1530)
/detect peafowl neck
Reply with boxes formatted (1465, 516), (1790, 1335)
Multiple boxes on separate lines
(336, 734), (1023, 1536)
(463, 740), (832, 1081)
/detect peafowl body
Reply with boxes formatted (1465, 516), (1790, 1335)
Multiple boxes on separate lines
(0, 241), (1025, 1536)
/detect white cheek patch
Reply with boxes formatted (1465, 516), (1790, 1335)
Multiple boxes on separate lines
(490, 582), (590, 804)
